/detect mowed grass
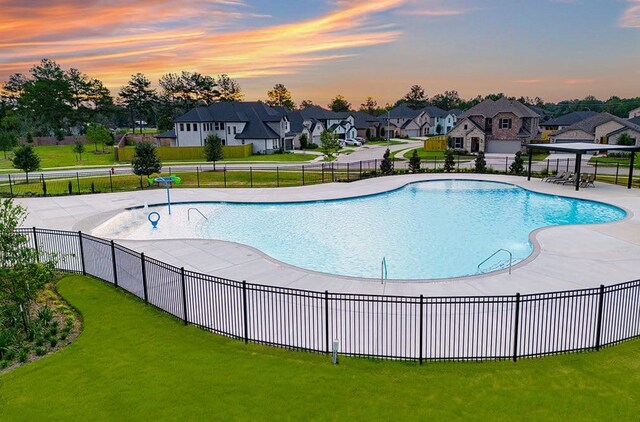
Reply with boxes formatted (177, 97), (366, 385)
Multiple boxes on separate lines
(400, 148), (475, 162)
(0, 145), (116, 170)
(1, 275), (640, 420)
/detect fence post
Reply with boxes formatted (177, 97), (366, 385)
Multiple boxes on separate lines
(250, 167), (253, 188)
(324, 290), (329, 354)
(76, 172), (81, 194)
(359, 161), (362, 180)
(8, 174), (13, 197)
(595, 284), (605, 351)
(40, 174), (46, 197)
(141, 252), (148, 304)
(276, 167), (280, 187)
(615, 163), (619, 185)
(546, 160), (549, 175)
(331, 163), (335, 182)
(505, 157), (508, 173)
(512, 293), (521, 362)
(78, 231), (86, 275)
(594, 160), (598, 178)
(110, 240), (118, 287)
(556, 158), (559, 173)
(197, 166), (200, 187)
(347, 162), (350, 181)
(419, 294), (424, 365)
(375, 159), (378, 174)
(302, 165), (305, 186)
(32, 227), (39, 262)
(109, 171), (113, 192)
(224, 166), (227, 187)
(565, 158), (569, 173)
(181, 267), (188, 325)
(321, 165), (325, 183)
(242, 280), (249, 343)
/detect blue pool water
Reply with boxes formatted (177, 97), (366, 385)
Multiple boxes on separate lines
(100, 180), (626, 280)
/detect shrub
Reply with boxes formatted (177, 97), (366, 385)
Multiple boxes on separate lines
(38, 306), (54, 325)
(0, 359), (8, 369)
(48, 336), (58, 348)
(60, 332), (68, 341)
(35, 337), (44, 347)
(509, 151), (525, 175)
(475, 152), (487, 173)
(444, 149), (455, 172)
(68, 181), (73, 194)
(18, 347), (29, 362)
(35, 346), (46, 356)
(299, 133), (309, 149)
(408, 149), (421, 173)
(306, 143), (318, 150)
(380, 148), (393, 175)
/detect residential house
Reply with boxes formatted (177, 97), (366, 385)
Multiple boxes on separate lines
(447, 98), (540, 153)
(539, 111), (598, 139)
(379, 105), (427, 138)
(550, 112), (640, 145)
(421, 107), (462, 135)
(629, 107), (640, 119)
(629, 116), (640, 126)
(335, 111), (379, 139)
(173, 101), (289, 154)
(283, 105), (357, 148)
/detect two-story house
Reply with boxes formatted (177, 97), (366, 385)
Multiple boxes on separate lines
(447, 98), (540, 153)
(539, 111), (598, 140)
(421, 107), (463, 135)
(549, 113), (640, 145)
(173, 101), (289, 154)
(379, 105), (427, 138)
(283, 105), (358, 148)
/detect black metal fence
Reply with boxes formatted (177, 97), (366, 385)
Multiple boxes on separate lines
(19, 227), (640, 362)
(2, 157), (636, 197)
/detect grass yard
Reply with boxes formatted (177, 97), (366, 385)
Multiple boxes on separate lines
(366, 139), (409, 146)
(400, 148), (475, 162)
(0, 145), (116, 170)
(589, 156), (639, 168)
(1, 275), (639, 419)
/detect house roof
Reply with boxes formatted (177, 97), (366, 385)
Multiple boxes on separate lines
(420, 106), (448, 118)
(174, 101), (282, 123)
(335, 111), (378, 129)
(328, 121), (351, 131)
(297, 105), (342, 121)
(552, 112), (640, 137)
(154, 129), (176, 139)
(542, 111), (599, 127)
(386, 105), (422, 119)
(235, 112), (280, 139)
(629, 116), (640, 126)
(461, 98), (539, 119)
(449, 109), (464, 116)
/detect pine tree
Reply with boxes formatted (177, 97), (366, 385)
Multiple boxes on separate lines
(509, 151), (525, 175)
(12, 145), (40, 183)
(408, 149), (421, 173)
(475, 151), (487, 173)
(380, 148), (393, 175)
(131, 142), (162, 183)
(204, 134), (224, 169)
(444, 149), (455, 173)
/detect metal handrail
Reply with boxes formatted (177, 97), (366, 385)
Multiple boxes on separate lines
(381, 257), (388, 284)
(187, 208), (208, 221)
(477, 249), (513, 275)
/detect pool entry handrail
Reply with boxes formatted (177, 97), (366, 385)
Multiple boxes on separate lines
(477, 249), (513, 275)
(381, 257), (388, 284)
(187, 208), (208, 222)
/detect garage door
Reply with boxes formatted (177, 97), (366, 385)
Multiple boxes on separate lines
(406, 129), (420, 138)
(486, 140), (522, 153)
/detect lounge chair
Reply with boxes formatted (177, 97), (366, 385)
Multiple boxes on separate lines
(581, 174), (595, 188)
(552, 173), (572, 184)
(561, 174), (578, 185)
(544, 171), (567, 183)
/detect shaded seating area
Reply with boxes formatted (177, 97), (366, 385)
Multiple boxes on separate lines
(525, 142), (640, 191)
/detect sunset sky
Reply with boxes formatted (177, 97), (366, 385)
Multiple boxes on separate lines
(1, 0), (639, 106)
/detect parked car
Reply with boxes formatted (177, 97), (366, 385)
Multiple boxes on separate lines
(344, 138), (362, 146)
(355, 136), (366, 144)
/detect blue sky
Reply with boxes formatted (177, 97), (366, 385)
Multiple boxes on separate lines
(1, 0), (638, 106)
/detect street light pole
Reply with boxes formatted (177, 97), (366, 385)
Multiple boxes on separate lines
(387, 109), (390, 148)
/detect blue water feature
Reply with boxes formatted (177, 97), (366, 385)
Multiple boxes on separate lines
(127, 180), (627, 279)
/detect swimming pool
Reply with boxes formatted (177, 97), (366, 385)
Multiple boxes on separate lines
(93, 180), (626, 280)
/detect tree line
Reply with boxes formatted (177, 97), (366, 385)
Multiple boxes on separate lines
(2, 59), (639, 143)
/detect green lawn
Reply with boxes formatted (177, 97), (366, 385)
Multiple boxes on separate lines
(400, 148), (475, 162)
(589, 156), (639, 168)
(0, 145), (116, 170)
(2, 275), (639, 420)
(365, 139), (408, 146)
(523, 152), (550, 161)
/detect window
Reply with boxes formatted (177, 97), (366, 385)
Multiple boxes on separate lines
(486, 118), (492, 129)
(499, 119), (512, 129)
(233, 126), (237, 135)
(228, 126), (231, 135)
(214, 122), (224, 131)
(179, 123), (184, 131)
(453, 137), (464, 149)
(185, 123), (190, 131)
(464, 124), (468, 130)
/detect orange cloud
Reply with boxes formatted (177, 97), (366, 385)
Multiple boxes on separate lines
(0, 0), (406, 90)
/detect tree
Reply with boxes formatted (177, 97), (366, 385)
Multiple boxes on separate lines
(0, 130), (18, 159)
(118, 73), (158, 134)
(266, 83), (295, 110)
(0, 199), (56, 341)
(403, 85), (428, 109)
(430, 90), (463, 110)
(12, 145), (40, 183)
(444, 149), (455, 172)
(131, 142), (162, 183)
(72, 138), (86, 161)
(365, 128), (372, 140)
(216, 74), (243, 102)
(380, 148), (393, 175)
(328, 95), (351, 112)
(85, 123), (112, 152)
(157, 115), (173, 132)
(475, 152), (487, 173)
(299, 99), (315, 109)
(204, 134), (224, 169)
(408, 149), (421, 173)
(320, 130), (339, 159)
(509, 151), (525, 175)
(617, 133), (635, 146)
(299, 133), (309, 149)
(159, 71), (218, 116)
(359, 97), (378, 115)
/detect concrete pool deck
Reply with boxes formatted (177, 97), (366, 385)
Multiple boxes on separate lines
(16, 173), (640, 297)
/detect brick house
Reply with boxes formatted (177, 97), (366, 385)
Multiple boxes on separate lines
(447, 98), (540, 153)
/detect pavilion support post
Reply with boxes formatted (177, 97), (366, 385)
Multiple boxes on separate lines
(628, 152), (635, 189)
(575, 153), (582, 191)
(527, 148), (532, 181)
